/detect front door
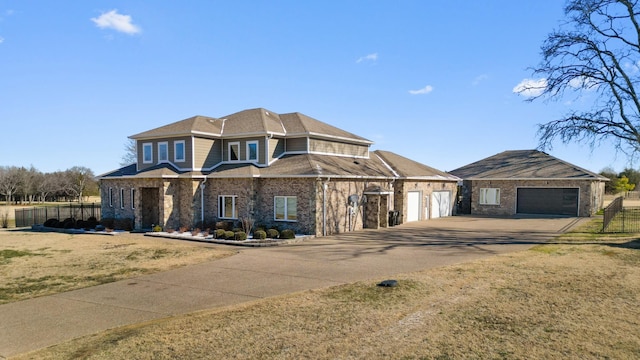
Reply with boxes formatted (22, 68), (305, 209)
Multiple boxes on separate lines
(141, 187), (160, 229)
(407, 191), (421, 222)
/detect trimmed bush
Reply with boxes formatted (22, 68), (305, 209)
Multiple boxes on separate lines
(101, 218), (115, 229)
(234, 231), (247, 240)
(280, 229), (296, 239)
(152, 225), (163, 232)
(224, 231), (235, 240)
(266, 228), (279, 239)
(215, 229), (227, 239)
(253, 230), (267, 240)
(62, 218), (76, 229)
(44, 218), (59, 228)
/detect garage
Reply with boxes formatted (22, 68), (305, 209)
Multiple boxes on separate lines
(431, 191), (451, 219)
(516, 188), (579, 216)
(406, 191), (421, 222)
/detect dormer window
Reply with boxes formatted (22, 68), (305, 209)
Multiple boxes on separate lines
(229, 142), (240, 162)
(142, 143), (153, 164)
(247, 141), (258, 162)
(158, 142), (168, 162)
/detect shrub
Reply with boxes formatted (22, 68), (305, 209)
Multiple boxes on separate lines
(234, 231), (247, 240)
(215, 229), (227, 239)
(86, 216), (99, 229)
(266, 228), (279, 239)
(253, 230), (267, 240)
(232, 227), (243, 233)
(114, 218), (133, 231)
(280, 229), (296, 239)
(75, 220), (85, 229)
(44, 218), (59, 228)
(62, 218), (76, 229)
(152, 225), (163, 232)
(224, 231), (235, 240)
(215, 221), (233, 231)
(101, 218), (115, 230)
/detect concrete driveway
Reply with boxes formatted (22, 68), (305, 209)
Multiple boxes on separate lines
(0, 215), (585, 358)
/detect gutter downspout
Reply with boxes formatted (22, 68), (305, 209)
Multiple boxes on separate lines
(322, 177), (330, 236)
(200, 177), (208, 225)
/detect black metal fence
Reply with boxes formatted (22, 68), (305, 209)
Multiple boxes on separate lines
(603, 196), (623, 232)
(14, 203), (101, 228)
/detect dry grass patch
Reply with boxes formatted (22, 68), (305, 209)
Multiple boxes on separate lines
(18, 220), (640, 359)
(0, 230), (236, 304)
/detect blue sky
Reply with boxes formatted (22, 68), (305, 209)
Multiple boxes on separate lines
(0, 1), (632, 175)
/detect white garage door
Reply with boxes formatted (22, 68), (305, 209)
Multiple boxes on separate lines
(431, 191), (451, 219)
(407, 191), (421, 222)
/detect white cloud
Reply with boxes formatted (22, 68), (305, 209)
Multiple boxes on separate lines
(472, 74), (489, 86)
(513, 78), (547, 97)
(408, 85), (434, 95)
(568, 76), (599, 90)
(356, 53), (378, 63)
(0, 36), (4, 44)
(91, 10), (141, 35)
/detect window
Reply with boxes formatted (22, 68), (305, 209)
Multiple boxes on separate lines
(142, 143), (153, 164)
(247, 141), (258, 162)
(120, 188), (125, 209)
(274, 196), (297, 221)
(131, 188), (136, 209)
(228, 142), (240, 161)
(174, 140), (185, 162)
(218, 195), (238, 219)
(158, 142), (168, 162)
(108, 187), (113, 207)
(479, 188), (500, 205)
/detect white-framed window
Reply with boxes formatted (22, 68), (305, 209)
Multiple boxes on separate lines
(174, 140), (185, 162)
(247, 141), (258, 162)
(120, 188), (125, 209)
(158, 142), (168, 162)
(108, 187), (113, 207)
(142, 143), (153, 164)
(479, 188), (500, 205)
(131, 188), (136, 209)
(218, 195), (238, 219)
(228, 142), (240, 161)
(274, 196), (297, 221)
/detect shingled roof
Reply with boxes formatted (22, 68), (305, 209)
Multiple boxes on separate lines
(129, 108), (372, 144)
(100, 150), (458, 181)
(449, 150), (608, 180)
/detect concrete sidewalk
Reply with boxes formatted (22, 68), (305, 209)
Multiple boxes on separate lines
(0, 216), (585, 358)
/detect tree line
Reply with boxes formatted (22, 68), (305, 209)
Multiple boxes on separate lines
(600, 167), (639, 194)
(0, 166), (99, 204)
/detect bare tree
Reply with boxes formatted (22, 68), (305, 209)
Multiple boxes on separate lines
(522, 0), (640, 158)
(0, 166), (21, 204)
(120, 138), (137, 167)
(64, 166), (96, 203)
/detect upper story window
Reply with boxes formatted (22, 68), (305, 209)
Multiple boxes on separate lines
(479, 188), (500, 205)
(108, 187), (113, 207)
(120, 188), (125, 209)
(131, 188), (136, 209)
(247, 141), (258, 162)
(174, 141), (185, 162)
(158, 142), (168, 162)
(142, 143), (153, 164)
(228, 142), (240, 162)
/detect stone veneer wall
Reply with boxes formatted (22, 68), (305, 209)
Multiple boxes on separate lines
(468, 179), (603, 216)
(394, 180), (459, 224)
(253, 178), (317, 235)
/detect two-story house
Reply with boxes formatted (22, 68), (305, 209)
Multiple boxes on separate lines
(99, 108), (459, 236)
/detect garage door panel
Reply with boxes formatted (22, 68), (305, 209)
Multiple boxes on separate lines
(517, 188), (578, 216)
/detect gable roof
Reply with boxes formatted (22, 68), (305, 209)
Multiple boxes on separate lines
(129, 108), (372, 144)
(449, 150), (608, 180)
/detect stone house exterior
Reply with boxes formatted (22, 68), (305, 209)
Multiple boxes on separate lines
(99, 108), (459, 235)
(450, 150), (607, 217)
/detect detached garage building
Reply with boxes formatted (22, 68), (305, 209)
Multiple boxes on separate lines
(450, 150), (607, 217)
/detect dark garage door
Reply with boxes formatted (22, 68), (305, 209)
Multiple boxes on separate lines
(517, 188), (579, 216)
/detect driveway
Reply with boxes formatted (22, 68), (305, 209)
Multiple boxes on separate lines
(0, 215), (585, 358)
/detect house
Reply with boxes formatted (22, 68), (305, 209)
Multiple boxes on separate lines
(449, 150), (607, 217)
(98, 108), (459, 235)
